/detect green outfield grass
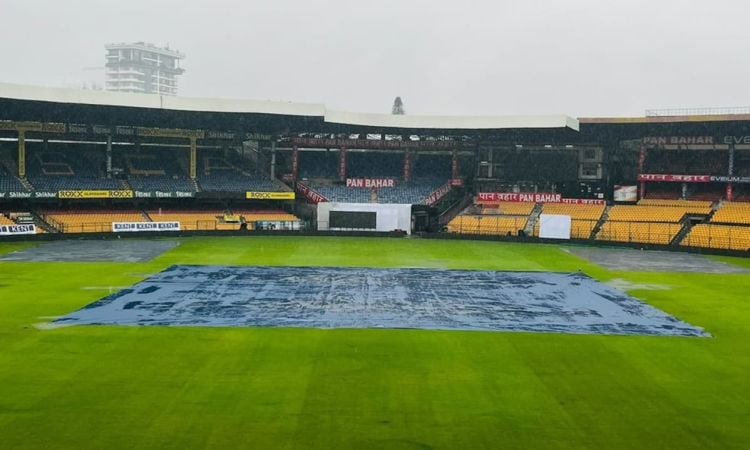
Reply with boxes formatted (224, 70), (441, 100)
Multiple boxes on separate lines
(0, 237), (748, 449)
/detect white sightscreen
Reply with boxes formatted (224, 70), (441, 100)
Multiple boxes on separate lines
(538, 214), (571, 240)
(317, 203), (412, 234)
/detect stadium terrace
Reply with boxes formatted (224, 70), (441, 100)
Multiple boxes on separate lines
(0, 82), (749, 254)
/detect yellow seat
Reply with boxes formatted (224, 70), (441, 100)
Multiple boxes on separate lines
(595, 222), (681, 245)
(711, 202), (750, 225)
(447, 215), (527, 236)
(682, 224), (750, 251)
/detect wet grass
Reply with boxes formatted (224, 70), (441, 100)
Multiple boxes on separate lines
(0, 236), (748, 449)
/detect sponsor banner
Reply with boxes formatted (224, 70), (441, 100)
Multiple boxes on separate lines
(291, 137), (466, 150)
(296, 183), (327, 204)
(637, 174), (711, 183)
(613, 185), (638, 202)
(206, 131), (235, 140)
(477, 193), (605, 205)
(58, 190), (134, 199)
(0, 192), (58, 199)
(245, 133), (273, 141)
(710, 176), (750, 184)
(560, 198), (607, 205)
(136, 127), (204, 139)
(0, 224), (36, 236)
(425, 182), (453, 206)
(345, 178), (396, 188)
(245, 192), (296, 200)
(134, 191), (195, 199)
(112, 222), (180, 233)
(642, 136), (715, 146)
(0, 121), (65, 132)
(478, 192), (562, 203)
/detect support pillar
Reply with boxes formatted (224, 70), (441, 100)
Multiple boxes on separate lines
(291, 145), (299, 181)
(639, 182), (646, 199)
(403, 150), (411, 182)
(189, 137), (197, 180)
(727, 142), (735, 201)
(487, 147), (494, 178)
(339, 146), (347, 182)
(638, 144), (646, 173)
(681, 182), (687, 200)
(451, 148), (458, 179)
(106, 135), (113, 178)
(270, 140), (277, 179)
(17, 130), (26, 178)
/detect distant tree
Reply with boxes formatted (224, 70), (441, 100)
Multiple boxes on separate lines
(392, 97), (405, 115)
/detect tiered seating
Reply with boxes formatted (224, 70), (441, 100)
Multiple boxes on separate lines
(607, 205), (707, 222)
(533, 203), (605, 239)
(347, 153), (403, 178)
(413, 154), (451, 179)
(305, 179), (444, 204)
(197, 154), (287, 192)
(42, 211), (146, 233)
(298, 151), (338, 179)
(447, 215), (527, 236)
(596, 222), (682, 245)
(681, 224), (750, 251)
(232, 210), (299, 222)
(146, 210), (239, 231)
(123, 150), (196, 193)
(711, 202), (750, 225)
(0, 163), (28, 192)
(0, 214), (14, 225)
(27, 149), (122, 191)
(638, 199), (713, 208)
(480, 202), (536, 216)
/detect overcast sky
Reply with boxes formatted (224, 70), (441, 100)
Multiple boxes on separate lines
(2, 0), (749, 117)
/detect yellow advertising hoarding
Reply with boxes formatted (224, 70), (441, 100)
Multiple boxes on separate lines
(245, 192), (295, 200)
(58, 190), (134, 199)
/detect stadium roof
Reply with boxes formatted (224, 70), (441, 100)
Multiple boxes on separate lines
(0, 83), (578, 132)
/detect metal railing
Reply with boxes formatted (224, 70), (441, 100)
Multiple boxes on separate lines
(52, 220), (304, 234)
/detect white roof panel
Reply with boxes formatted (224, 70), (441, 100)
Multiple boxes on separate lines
(0, 83), (578, 131)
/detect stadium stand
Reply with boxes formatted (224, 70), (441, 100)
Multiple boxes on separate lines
(681, 224), (750, 251)
(41, 210), (147, 233)
(298, 151), (338, 179)
(447, 215), (527, 236)
(480, 202), (536, 216)
(121, 149), (197, 193)
(347, 152), (403, 178)
(0, 148), (29, 192)
(27, 147), (123, 191)
(607, 204), (708, 222)
(145, 210), (238, 231)
(711, 202), (750, 225)
(532, 203), (605, 239)
(303, 178), (445, 204)
(197, 153), (287, 192)
(412, 154), (451, 179)
(596, 222), (683, 245)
